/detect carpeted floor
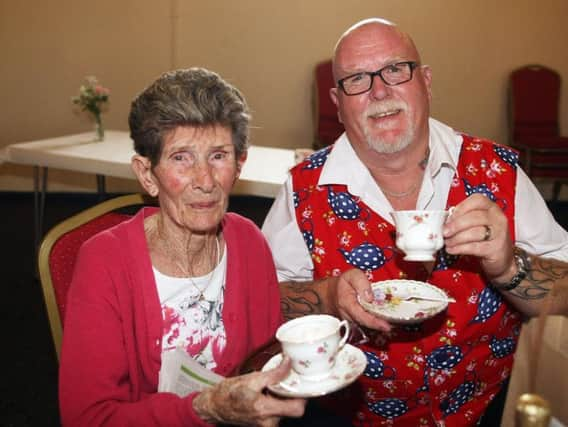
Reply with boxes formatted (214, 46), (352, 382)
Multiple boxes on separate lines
(1, 192), (566, 426)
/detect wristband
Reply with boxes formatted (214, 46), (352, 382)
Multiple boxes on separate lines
(492, 248), (529, 291)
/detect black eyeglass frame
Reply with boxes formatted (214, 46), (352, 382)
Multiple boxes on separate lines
(337, 61), (420, 96)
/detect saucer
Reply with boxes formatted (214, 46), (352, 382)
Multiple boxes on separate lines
(359, 279), (450, 324)
(261, 344), (367, 398)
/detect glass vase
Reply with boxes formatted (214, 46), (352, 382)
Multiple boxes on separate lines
(94, 112), (105, 141)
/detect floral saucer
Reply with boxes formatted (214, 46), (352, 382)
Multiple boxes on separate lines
(359, 279), (451, 324)
(261, 344), (367, 398)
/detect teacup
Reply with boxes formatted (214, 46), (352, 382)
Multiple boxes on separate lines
(390, 209), (450, 261)
(276, 314), (350, 381)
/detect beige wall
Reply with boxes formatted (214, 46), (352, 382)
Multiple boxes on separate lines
(2, 0), (568, 192)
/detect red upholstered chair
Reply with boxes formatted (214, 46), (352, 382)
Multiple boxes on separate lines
(37, 193), (151, 360)
(313, 59), (344, 149)
(509, 64), (568, 201)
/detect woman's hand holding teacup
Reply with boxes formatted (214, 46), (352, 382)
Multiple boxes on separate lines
(193, 357), (306, 426)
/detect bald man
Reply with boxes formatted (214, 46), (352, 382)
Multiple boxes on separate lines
(263, 18), (568, 426)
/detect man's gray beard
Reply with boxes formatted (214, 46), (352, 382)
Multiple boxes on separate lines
(364, 127), (414, 154)
(361, 100), (415, 154)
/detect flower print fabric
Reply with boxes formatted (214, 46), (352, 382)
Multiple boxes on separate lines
(155, 247), (228, 370)
(290, 136), (522, 426)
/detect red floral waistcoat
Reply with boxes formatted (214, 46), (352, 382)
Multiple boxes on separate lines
(291, 135), (523, 426)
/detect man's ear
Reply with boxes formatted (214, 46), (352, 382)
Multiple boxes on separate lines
(421, 65), (433, 102)
(131, 155), (159, 197)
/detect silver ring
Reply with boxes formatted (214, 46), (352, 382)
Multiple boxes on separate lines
(483, 225), (491, 241)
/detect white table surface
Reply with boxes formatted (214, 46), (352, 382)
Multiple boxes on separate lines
(2, 130), (297, 198)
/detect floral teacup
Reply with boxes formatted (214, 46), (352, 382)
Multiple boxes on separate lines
(390, 209), (451, 261)
(276, 314), (350, 381)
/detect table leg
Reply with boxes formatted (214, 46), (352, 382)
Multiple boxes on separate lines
(96, 174), (106, 200)
(33, 166), (48, 250)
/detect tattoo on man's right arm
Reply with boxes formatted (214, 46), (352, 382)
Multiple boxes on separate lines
(280, 283), (323, 320)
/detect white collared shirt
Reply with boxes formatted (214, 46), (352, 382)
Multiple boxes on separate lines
(262, 118), (568, 282)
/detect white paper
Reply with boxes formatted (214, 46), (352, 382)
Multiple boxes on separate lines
(159, 348), (224, 397)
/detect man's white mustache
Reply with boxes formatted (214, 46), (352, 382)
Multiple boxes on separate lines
(365, 101), (407, 117)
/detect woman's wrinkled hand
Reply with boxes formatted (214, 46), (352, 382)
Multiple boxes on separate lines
(193, 357), (306, 426)
(327, 269), (391, 332)
(443, 194), (516, 283)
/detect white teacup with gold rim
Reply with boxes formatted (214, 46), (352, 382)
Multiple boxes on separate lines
(276, 314), (350, 381)
(390, 209), (451, 261)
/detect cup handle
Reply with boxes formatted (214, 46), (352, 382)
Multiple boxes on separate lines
(446, 206), (456, 222)
(338, 320), (350, 350)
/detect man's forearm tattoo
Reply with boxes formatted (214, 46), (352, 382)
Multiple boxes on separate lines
(280, 283), (323, 320)
(509, 253), (568, 301)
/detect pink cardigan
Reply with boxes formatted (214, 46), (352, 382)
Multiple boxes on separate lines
(59, 208), (282, 426)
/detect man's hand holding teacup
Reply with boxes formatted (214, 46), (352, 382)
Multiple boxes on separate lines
(443, 194), (516, 284)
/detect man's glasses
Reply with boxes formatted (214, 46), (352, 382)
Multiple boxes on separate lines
(337, 61), (420, 96)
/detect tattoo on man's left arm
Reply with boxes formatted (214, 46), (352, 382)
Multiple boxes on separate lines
(509, 254), (568, 310)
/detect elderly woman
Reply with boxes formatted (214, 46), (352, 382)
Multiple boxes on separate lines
(59, 68), (305, 426)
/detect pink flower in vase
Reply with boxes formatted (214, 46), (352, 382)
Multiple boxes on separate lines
(95, 85), (110, 96)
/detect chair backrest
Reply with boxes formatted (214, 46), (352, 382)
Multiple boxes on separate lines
(510, 64), (561, 141)
(313, 59), (344, 149)
(37, 193), (151, 360)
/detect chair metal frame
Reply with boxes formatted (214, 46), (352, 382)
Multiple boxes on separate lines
(37, 193), (150, 360)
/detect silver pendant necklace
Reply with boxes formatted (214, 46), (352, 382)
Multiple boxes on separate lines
(381, 147), (429, 199)
(381, 182), (420, 198)
(176, 235), (221, 303)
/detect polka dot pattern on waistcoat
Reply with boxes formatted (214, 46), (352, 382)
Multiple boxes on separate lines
(327, 187), (361, 220)
(368, 398), (408, 418)
(339, 242), (391, 271)
(440, 380), (476, 416)
(494, 145), (519, 168)
(471, 287), (502, 323)
(489, 336), (515, 359)
(463, 179), (497, 202)
(301, 146), (331, 170)
(426, 345), (464, 370)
